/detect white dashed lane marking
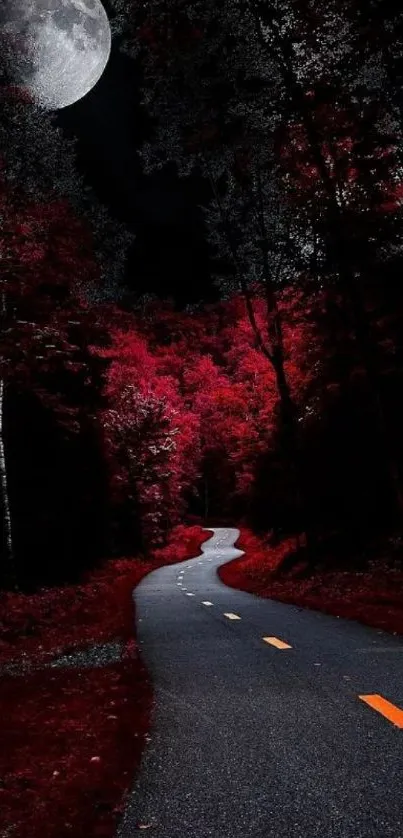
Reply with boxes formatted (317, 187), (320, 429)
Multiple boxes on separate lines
(178, 531), (403, 739)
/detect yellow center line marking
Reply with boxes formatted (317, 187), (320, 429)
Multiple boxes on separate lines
(202, 601), (213, 606)
(263, 636), (292, 650)
(358, 694), (403, 728)
(224, 613), (241, 620)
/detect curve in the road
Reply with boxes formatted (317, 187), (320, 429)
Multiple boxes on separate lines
(118, 527), (403, 838)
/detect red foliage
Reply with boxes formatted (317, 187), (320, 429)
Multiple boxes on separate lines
(0, 661), (152, 838)
(0, 559), (148, 667)
(152, 523), (212, 564)
(219, 529), (403, 636)
(0, 525), (209, 667)
(0, 177), (103, 437)
(90, 291), (321, 530)
(92, 328), (200, 545)
(280, 103), (401, 215)
(0, 526), (210, 838)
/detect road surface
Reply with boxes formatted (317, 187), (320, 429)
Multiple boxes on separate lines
(118, 527), (403, 838)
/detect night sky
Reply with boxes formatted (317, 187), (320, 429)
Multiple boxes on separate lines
(55, 34), (216, 308)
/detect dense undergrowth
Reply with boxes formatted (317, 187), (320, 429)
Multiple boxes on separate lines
(0, 525), (210, 838)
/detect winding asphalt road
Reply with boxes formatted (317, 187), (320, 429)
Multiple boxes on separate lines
(118, 528), (403, 838)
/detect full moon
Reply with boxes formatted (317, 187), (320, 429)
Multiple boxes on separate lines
(0, 0), (111, 110)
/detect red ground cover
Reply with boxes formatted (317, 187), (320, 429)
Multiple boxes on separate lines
(0, 661), (151, 838)
(0, 524), (210, 838)
(0, 524), (210, 667)
(219, 528), (403, 636)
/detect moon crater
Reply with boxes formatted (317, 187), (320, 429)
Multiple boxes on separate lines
(0, 0), (111, 110)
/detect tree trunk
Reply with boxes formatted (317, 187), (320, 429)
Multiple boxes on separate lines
(253, 167), (312, 547)
(0, 378), (16, 588)
(341, 274), (403, 516)
(204, 476), (209, 521)
(271, 350), (314, 551)
(205, 157), (310, 542)
(0, 286), (17, 589)
(277, 43), (403, 516)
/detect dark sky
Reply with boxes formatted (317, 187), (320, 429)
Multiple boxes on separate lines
(56, 35), (216, 308)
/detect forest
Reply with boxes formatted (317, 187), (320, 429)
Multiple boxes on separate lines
(2, 0), (403, 590)
(1, 1), (403, 836)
